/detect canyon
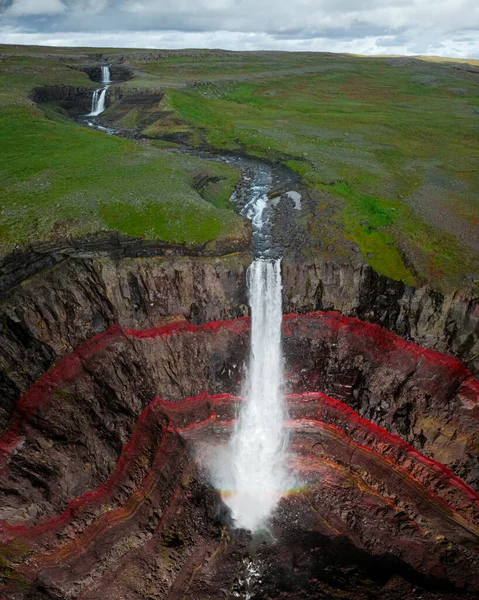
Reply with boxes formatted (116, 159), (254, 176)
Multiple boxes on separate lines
(1, 208), (478, 599)
(0, 48), (478, 599)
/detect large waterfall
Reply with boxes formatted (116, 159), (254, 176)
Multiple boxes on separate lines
(227, 258), (287, 531)
(223, 164), (289, 531)
(88, 65), (110, 117)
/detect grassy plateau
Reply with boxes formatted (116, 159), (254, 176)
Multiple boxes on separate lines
(0, 45), (478, 291)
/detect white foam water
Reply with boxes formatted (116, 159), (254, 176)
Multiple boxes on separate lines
(222, 164), (289, 531)
(88, 88), (107, 116)
(226, 257), (287, 531)
(101, 65), (111, 84)
(87, 65), (110, 117)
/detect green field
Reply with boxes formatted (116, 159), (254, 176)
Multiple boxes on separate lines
(0, 46), (478, 290)
(0, 52), (244, 254)
(160, 56), (479, 288)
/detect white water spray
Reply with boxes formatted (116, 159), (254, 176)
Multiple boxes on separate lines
(88, 88), (107, 116)
(87, 65), (110, 117)
(227, 258), (287, 531)
(101, 65), (111, 84)
(223, 165), (289, 531)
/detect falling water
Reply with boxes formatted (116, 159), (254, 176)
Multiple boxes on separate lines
(224, 164), (289, 531)
(88, 88), (107, 116)
(87, 65), (110, 117)
(101, 65), (111, 84)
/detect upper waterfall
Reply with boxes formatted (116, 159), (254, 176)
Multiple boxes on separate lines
(87, 65), (110, 117)
(101, 65), (111, 84)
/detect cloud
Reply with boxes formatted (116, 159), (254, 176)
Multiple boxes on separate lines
(0, 0), (478, 57)
(6, 0), (65, 16)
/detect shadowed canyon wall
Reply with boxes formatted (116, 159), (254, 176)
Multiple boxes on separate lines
(1, 253), (477, 427)
(0, 313), (478, 599)
(0, 251), (478, 599)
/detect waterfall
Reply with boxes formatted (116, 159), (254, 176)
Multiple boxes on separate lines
(227, 258), (286, 531)
(101, 65), (111, 84)
(88, 88), (107, 116)
(223, 165), (288, 531)
(87, 65), (110, 117)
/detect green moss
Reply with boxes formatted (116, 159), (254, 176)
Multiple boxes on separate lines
(0, 105), (243, 254)
(52, 387), (74, 401)
(1, 47), (478, 288)
(165, 59), (478, 288)
(0, 540), (32, 590)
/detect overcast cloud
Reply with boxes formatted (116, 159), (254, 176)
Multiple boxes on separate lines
(0, 0), (478, 57)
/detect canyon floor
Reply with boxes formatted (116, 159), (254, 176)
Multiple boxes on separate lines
(0, 46), (478, 599)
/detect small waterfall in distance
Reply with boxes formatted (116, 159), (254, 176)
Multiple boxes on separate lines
(88, 88), (107, 117)
(88, 65), (110, 117)
(101, 65), (111, 84)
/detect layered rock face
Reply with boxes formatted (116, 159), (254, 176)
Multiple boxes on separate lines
(1, 252), (477, 426)
(30, 84), (125, 117)
(75, 64), (134, 83)
(0, 253), (478, 598)
(0, 302), (478, 599)
(0, 254), (252, 429)
(283, 260), (479, 376)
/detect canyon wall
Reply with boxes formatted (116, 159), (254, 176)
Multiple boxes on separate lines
(0, 253), (251, 429)
(1, 250), (478, 599)
(1, 253), (477, 430)
(283, 259), (479, 375)
(1, 314), (478, 599)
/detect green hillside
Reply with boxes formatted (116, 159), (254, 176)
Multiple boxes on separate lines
(1, 46), (478, 290)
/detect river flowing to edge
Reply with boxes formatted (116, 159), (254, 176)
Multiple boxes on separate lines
(80, 91), (291, 529)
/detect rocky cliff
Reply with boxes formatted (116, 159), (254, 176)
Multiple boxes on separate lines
(0, 247), (478, 599)
(0, 312), (478, 599)
(283, 259), (479, 376)
(30, 84), (125, 116)
(1, 252), (477, 429)
(0, 253), (251, 429)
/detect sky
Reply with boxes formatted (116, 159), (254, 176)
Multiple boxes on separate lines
(0, 0), (478, 58)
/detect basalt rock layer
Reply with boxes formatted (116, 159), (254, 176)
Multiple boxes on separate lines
(76, 64), (134, 83)
(30, 85), (125, 117)
(0, 254), (252, 428)
(0, 312), (478, 599)
(1, 253), (478, 427)
(283, 260), (479, 376)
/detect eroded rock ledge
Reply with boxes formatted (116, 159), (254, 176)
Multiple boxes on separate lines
(0, 313), (478, 599)
(1, 253), (477, 429)
(30, 85), (125, 117)
(282, 260), (479, 376)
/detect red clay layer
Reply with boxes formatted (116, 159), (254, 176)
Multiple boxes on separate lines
(2, 391), (478, 546)
(289, 392), (479, 504)
(0, 318), (250, 463)
(0, 397), (168, 542)
(1, 311), (475, 463)
(169, 392), (479, 516)
(1, 388), (479, 598)
(0, 310), (477, 562)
